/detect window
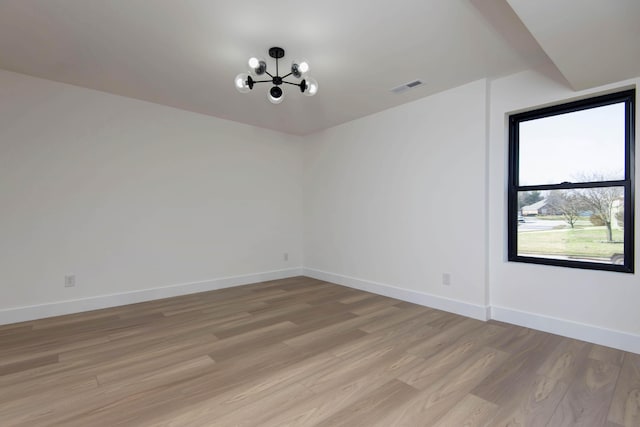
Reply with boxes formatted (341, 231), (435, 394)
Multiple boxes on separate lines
(509, 90), (635, 272)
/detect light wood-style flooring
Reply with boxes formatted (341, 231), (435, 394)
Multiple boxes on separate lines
(0, 277), (638, 426)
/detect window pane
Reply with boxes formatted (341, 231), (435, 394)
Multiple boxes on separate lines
(518, 103), (626, 186)
(517, 188), (625, 264)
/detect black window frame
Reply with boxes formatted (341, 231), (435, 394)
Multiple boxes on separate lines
(508, 89), (635, 273)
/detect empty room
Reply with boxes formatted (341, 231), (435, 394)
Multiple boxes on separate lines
(1, 1), (639, 426)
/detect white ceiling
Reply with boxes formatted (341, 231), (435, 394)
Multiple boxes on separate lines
(0, 1), (637, 135)
(507, 0), (640, 91)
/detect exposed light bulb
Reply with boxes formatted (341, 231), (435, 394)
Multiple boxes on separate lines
(234, 73), (251, 93)
(291, 58), (310, 78)
(303, 77), (318, 96)
(248, 57), (267, 76)
(248, 57), (260, 69)
(268, 86), (284, 104)
(268, 92), (284, 104)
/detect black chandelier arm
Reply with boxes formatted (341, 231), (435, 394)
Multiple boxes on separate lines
(281, 80), (302, 87)
(251, 79), (273, 84)
(280, 71), (294, 80)
(264, 70), (274, 79)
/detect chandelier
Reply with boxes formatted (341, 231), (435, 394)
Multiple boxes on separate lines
(234, 47), (318, 104)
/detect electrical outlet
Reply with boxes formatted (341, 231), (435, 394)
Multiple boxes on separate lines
(64, 275), (76, 287)
(442, 273), (451, 286)
(283, 252), (289, 261)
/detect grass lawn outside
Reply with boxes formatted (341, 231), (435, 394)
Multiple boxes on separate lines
(518, 225), (623, 260)
(532, 216), (593, 227)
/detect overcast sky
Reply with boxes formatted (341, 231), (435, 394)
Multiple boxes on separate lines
(518, 102), (626, 186)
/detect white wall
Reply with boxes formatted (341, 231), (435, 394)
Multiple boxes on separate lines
(0, 70), (303, 319)
(303, 80), (490, 319)
(488, 64), (640, 349)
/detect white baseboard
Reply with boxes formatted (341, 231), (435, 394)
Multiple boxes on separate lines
(0, 267), (304, 325)
(491, 306), (640, 355)
(4, 266), (637, 354)
(303, 268), (490, 321)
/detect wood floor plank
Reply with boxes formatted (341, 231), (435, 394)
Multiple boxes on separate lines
(405, 316), (485, 360)
(171, 382), (316, 427)
(282, 305), (397, 348)
(338, 292), (375, 304)
(207, 321), (300, 362)
(0, 354), (59, 376)
(536, 338), (591, 383)
(0, 322), (34, 333)
(302, 347), (422, 395)
(483, 374), (569, 427)
(549, 358), (621, 427)
(49, 348), (312, 426)
(0, 325), (33, 339)
(590, 344), (626, 366)
(471, 331), (565, 405)
(259, 355), (421, 426)
(209, 302), (313, 339)
(105, 310), (250, 341)
(0, 276), (635, 426)
(358, 304), (430, 334)
(396, 324), (506, 391)
(343, 294), (402, 315)
(385, 346), (510, 425)
(0, 375), (99, 426)
(331, 316), (438, 362)
(608, 353), (640, 427)
(59, 329), (217, 363)
(313, 379), (420, 427)
(94, 338), (221, 384)
(0, 334), (111, 366)
(490, 325), (549, 354)
(151, 353), (338, 427)
(432, 393), (499, 427)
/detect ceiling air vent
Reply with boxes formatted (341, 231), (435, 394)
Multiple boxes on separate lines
(390, 80), (423, 94)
